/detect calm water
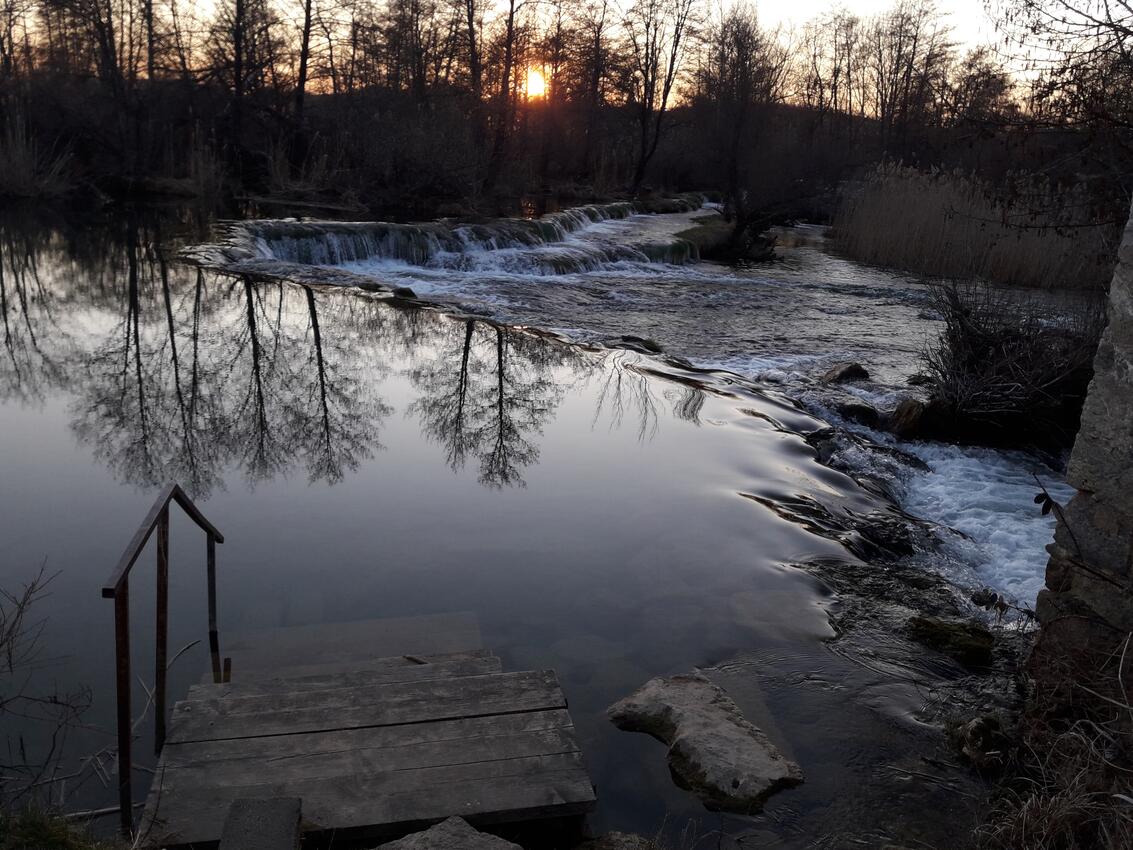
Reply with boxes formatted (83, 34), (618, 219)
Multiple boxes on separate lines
(0, 209), (1025, 846)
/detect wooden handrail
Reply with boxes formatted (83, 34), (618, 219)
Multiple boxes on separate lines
(102, 483), (225, 598)
(102, 483), (226, 837)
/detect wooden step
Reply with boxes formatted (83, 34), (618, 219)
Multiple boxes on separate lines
(141, 751), (594, 846)
(191, 652), (503, 698)
(215, 612), (482, 680)
(142, 615), (595, 848)
(168, 670), (565, 744)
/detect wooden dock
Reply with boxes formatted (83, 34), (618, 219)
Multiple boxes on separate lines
(138, 613), (596, 847)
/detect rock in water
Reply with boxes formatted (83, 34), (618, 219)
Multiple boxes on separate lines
(906, 615), (995, 667)
(887, 398), (927, 437)
(836, 400), (881, 428)
(376, 817), (521, 849)
(607, 672), (802, 812)
(575, 834), (656, 850)
(822, 362), (869, 383)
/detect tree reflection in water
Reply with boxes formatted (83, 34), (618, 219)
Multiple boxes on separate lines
(0, 223), (70, 404)
(408, 319), (578, 488)
(62, 218), (394, 495)
(1, 214), (700, 495)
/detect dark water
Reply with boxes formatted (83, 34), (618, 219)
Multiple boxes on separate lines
(2, 211), (987, 846)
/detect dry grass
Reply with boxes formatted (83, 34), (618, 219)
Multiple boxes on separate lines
(0, 809), (121, 850)
(834, 164), (1119, 291)
(979, 633), (1133, 849)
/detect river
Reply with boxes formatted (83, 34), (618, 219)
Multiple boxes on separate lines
(0, 203), (1074, 846)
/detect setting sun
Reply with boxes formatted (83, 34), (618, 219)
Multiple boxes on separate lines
(525, 68), (546, 99)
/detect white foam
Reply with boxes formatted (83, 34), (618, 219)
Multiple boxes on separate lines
(900, 443), (1073, 603)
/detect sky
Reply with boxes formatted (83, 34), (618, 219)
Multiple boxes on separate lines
(755, 0), (1002, 50)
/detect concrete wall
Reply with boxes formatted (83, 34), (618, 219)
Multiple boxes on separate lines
(1032, 201), (1133, 691)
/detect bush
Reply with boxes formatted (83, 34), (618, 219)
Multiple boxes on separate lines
(834, 164), (1119, 291)
(915, 282), (1103, 448)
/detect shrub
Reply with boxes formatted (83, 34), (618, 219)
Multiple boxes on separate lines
(915, 282), (1103, 448)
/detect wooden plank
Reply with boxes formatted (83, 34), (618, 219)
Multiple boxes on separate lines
(220, 614), (482, 677)
(158, 726), (583, 790)
(161, 709), (575, 770)
(167, 671), (565, 743)
(141, 753), (596, 847)
(190, 655), (503, 699)
(201, 649), (496, 685)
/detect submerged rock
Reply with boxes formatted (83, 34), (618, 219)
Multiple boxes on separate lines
(823, 362), (870, 383)
(619, 335), (664, 354)
(906, 615), (995, 667)
(376, 817), (521, 849)
(607, 672), (802, 812)
(574, 834), (655, 850)
(950, 714), (1012, 770)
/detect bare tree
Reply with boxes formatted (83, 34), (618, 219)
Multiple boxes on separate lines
(622, 0), (696, 192)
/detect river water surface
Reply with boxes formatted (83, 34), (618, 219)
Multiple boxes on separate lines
(0, 206), (1072, 847)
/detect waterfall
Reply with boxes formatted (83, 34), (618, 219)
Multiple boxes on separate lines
(194, 200), (701, 276)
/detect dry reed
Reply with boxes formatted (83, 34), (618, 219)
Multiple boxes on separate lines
(834, 164), (1119, 291)
(0, 112), (72, 199)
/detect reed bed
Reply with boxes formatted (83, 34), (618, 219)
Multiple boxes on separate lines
(834, 165), (1119, 291)
(0, 113), (72, 198)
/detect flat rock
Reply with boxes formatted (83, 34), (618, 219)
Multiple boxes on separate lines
(376, 817), (521, 849)
(607, 672), (802, 812)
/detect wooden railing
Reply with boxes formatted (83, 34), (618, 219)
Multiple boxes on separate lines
(101, 483), (226, 836)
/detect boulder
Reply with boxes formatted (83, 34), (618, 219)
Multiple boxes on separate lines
(607, 672), (802, 812)
(392, 286), (418, 299)
(376, 817), (521, 850)
(822, 362), (869, 383)
(887, 398), (927, 437)
(836, 400), (881, 428)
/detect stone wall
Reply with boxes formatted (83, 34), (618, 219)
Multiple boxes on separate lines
(1032, 200), (1133, 700)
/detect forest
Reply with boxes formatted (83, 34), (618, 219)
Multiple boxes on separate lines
(0, 0), (1129, 233)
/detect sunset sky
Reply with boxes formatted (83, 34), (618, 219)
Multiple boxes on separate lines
(755, 0), (1001, 49)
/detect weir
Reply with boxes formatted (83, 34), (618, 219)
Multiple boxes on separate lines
(190, 201), (699, 274)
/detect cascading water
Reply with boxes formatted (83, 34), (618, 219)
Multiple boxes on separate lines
(188, 200), (697, 275)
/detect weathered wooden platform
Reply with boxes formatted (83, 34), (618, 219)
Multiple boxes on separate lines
(139, 614), (595, 847)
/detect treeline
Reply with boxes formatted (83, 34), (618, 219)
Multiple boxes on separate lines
(0, 0), (1126, 218)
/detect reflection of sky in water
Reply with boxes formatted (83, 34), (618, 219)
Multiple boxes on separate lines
(5, 218), (971, 843)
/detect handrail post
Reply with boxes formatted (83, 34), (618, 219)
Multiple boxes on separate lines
(207, 534), (222, 684)
(154, 508), (170, 754)
(113, 582), (133, 838)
